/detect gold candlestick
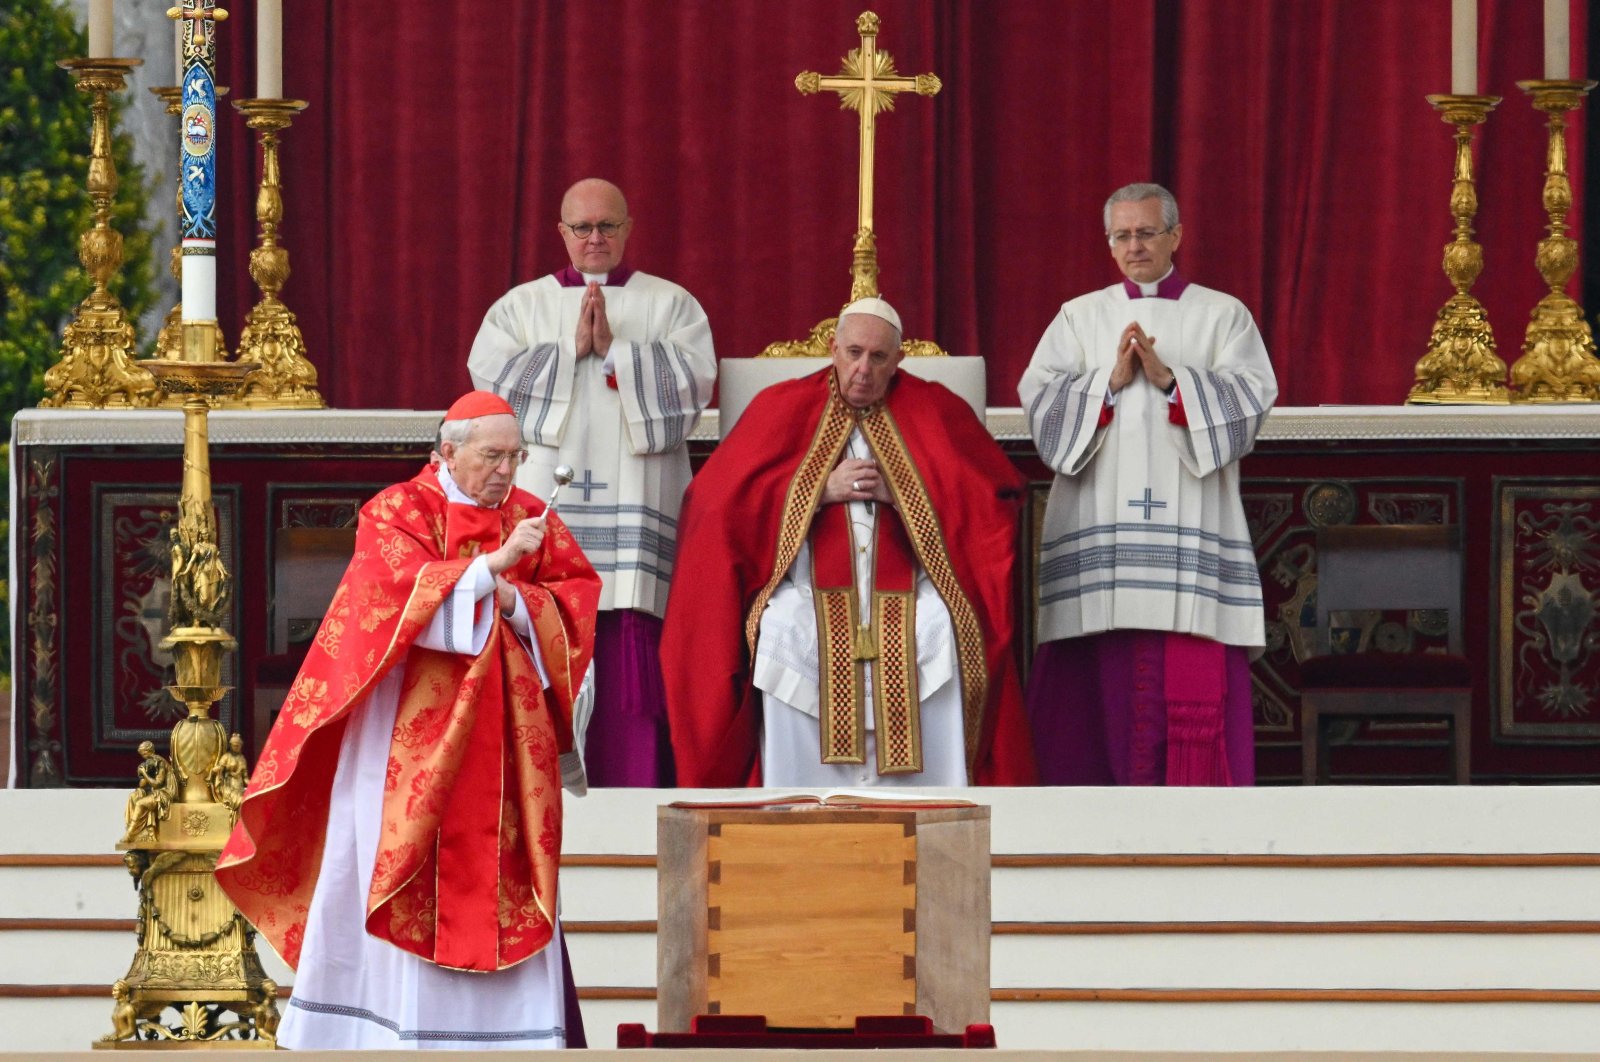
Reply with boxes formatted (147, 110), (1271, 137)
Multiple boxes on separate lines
(41, 58), (157, 409)
(229, 98), (324, 408)
(1408, 94), (1508, 404)
(148, 85), (231, 377)
(102, 355), (279, 1049)
(1509, 79), (1600, 402)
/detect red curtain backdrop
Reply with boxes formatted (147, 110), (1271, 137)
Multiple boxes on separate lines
(209, 0), (1587, 411)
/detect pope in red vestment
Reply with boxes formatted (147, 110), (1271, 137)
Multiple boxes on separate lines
(216, 392), (600, 1049)
(663, 299), (1037, 787)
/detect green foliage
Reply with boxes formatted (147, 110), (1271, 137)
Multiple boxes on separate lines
(0, 2), (160, 684)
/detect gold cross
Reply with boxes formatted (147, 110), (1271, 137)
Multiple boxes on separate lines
(797, 11), (940, 298)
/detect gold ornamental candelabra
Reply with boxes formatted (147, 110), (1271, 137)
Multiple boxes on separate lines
(1509, 78), (1600, 402)
(762, 11), (947, 359)
(42, 58), (158, 409)
(231, 97), (324, 408)
(149, 84), (231, 378)
(98, 354), (277, 1050)
(1409, 94), (1508, 404)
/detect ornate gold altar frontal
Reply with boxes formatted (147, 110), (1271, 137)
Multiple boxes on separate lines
(761, 11), (948, 359)
(96, 358), (277, 1049)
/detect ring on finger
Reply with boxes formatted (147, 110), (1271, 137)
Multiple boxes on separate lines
(851, 480), (861, 492)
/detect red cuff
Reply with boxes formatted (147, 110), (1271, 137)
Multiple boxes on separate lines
(605, 373), (618, 390)
(1167, 388), (1187, 426)
(1098, 399), (1114, 428)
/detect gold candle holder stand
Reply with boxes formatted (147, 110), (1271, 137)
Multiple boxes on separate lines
(1409, 94), (1508, 404)
(42, 58), (157, 409)
(1509, 79), (1600, 402)
(98, 354), (279, 1049)
(148, 85), (231, 379)
(230, 98), (324, 408)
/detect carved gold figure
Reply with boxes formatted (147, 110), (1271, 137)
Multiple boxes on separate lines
(42, 59), (158, 409)
(1409, 94), (1509, 404)
(122, 742), (177, 844)
(1509, 79), (1600, 402)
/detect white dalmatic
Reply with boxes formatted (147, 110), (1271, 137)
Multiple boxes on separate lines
(468, 271), (715, 617)
(1019, 281), (1278, 649)
(753, 431), (968, 787)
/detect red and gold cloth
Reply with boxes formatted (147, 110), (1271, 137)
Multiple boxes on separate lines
(662, 368), (1038, 786)
(216, 466), (600, 973)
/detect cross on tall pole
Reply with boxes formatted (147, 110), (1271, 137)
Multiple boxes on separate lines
(796, 11), (941, 300)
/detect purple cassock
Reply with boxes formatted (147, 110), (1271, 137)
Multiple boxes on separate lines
(582, 610), (675, 787)
(1026, 631), (1256, 786)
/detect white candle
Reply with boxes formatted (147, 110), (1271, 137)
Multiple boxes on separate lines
(1545, 0), (1570, 80)
(257, 0), (283, 99)
(87, 0), (113, 58)
(1451, 0), (1477, 95)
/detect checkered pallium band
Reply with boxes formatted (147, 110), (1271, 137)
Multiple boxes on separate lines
(872, 591), (922, 773)
(815, 588), (866, 763)
(857, 407), (988, 772)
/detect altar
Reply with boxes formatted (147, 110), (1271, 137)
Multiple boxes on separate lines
(10, 403), (1600, 788)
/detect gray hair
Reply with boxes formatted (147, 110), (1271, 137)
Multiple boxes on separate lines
(437, 417), (474, 447)
(1103, 183), (1180, 232)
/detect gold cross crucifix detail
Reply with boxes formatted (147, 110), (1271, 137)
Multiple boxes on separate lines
(797, 11), (941, 298)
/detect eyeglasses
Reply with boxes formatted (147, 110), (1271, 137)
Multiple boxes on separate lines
(563, 220), (626, 239)
(1108, 227), (1174, 247)
(466, 445), (528, 468)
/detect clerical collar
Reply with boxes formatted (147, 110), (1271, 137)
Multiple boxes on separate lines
(1121, 269), (1188, 300)
(436, 462), (500, 509)
(556, 263), (635, 288)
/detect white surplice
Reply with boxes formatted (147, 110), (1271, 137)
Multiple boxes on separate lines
(753, 431), (967, 787)
(1019, 280), (1278, 649)
(278, 466), (573, 1051)
(468, 270), (715, 618)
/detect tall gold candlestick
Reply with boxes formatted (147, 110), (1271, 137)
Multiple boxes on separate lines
(41, 58), (157, 409)
(1509, 78), (1600, 402)
(1409, 94), (1508, 404)
(230, 97), (324, 408)
(148, 84), (231, 379)
(101, 356), (279, 1049)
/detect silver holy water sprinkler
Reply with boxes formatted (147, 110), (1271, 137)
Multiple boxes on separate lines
(546, 464), (576, 515)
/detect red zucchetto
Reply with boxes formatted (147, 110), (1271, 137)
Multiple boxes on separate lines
(442, 390), (515, 421)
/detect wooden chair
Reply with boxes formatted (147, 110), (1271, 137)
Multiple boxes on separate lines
(1299, 524), (1472, 785)
(252, 527), (357, 740)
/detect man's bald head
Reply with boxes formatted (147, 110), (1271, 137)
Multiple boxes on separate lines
(560, 178), (628, 220)
(558, 178), (633, 275)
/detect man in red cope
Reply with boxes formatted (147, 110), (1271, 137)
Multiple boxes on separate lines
(662, 298), (1036, 787)
(215, 391), (600, 1050)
